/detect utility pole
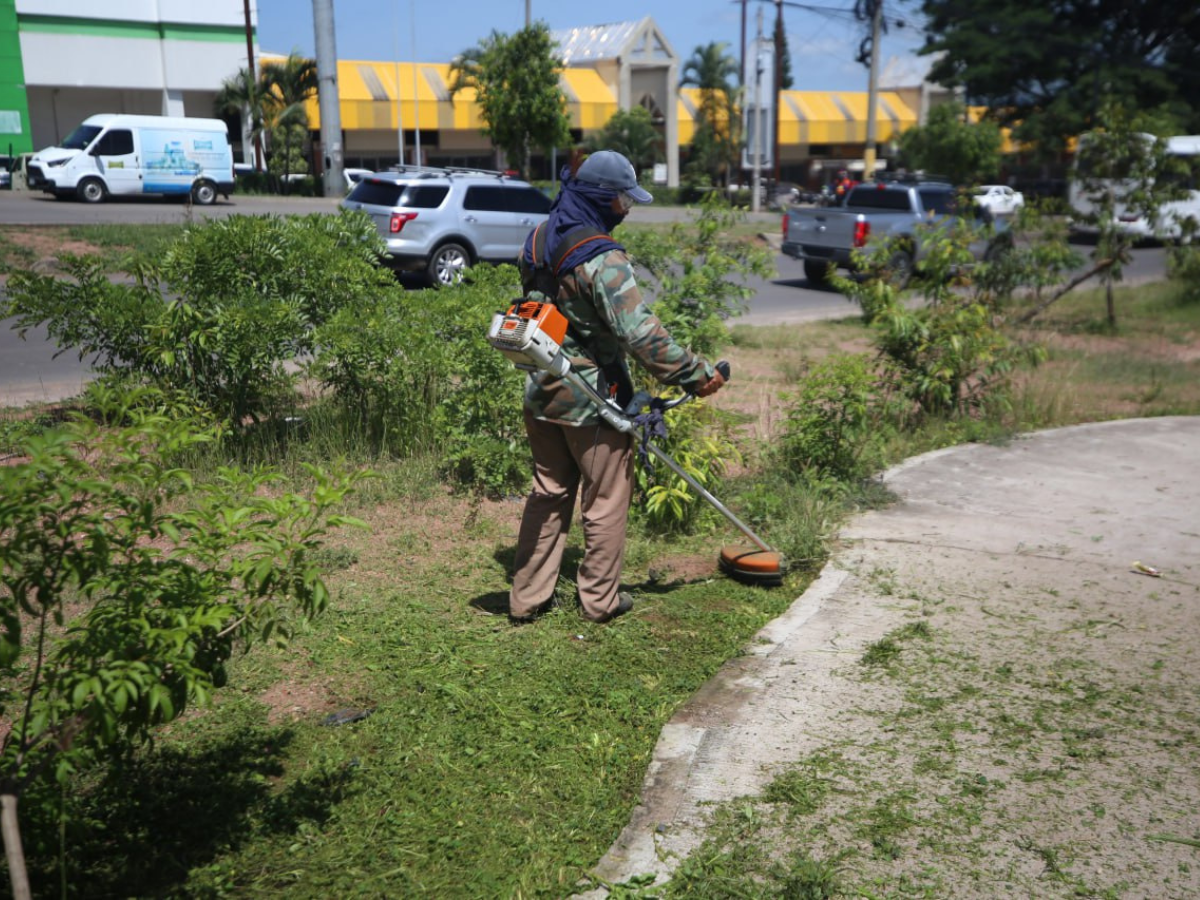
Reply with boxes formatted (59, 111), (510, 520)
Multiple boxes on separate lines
(241, 0), (263, 171)
(313, 0), (344, 196)
(739, 0), (747, 89)
(394, 2), (405, 167)
(862, 0), (883, 180)
(773, 0), (783, 185)
(752, 6), (764, 213)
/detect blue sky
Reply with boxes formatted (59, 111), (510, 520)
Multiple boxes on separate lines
(252, 0), (928, 93)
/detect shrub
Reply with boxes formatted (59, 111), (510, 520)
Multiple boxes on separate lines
(620, 192), (775, 359)
(632, 399), (739, 535)
(2, 213), (393, 426)
(0, 388), (365, 898)
(1168, 244), (1200, 304)
(311, 264), (530, 495)
(777, 353), (888, 483)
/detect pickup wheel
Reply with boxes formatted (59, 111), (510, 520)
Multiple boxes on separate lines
(803, 260), (831, 286)
(984, 232), (1014, 264)
(882, 249), (914, 290)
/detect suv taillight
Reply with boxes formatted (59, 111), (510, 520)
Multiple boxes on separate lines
(782, 213), (788, 239)
(853, 219), (870, 248)
(390, 212), (418, 233)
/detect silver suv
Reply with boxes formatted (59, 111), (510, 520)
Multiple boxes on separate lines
(340, 166), (552, 286)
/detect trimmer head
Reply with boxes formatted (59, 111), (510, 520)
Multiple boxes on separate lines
(718, 545), (786, 587)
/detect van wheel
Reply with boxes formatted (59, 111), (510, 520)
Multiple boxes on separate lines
(191, 180), (217, 206)
(803, 260), (830, 286)
(77, 177), (106, 204)
(427, 242), (470, 286)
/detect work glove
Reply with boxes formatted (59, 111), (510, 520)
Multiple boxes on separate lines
(695, 369), (726, 398)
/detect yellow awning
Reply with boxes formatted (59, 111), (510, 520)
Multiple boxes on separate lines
(676, 88), (916, 148)
(778, 91), (916, 145)
(561, 68), (618, 130)
(304, 59), (616, 134)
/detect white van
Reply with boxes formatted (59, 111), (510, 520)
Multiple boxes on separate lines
(28, 114), (235, 205)
(1069, 133), (1200, 242)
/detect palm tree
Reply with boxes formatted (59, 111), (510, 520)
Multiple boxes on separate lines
(213, 67), (266, 171)
(261, 52), (319, 185)
(680, 42), (741, 185)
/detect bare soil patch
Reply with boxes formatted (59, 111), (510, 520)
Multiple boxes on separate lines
(2, 227), (103, 269)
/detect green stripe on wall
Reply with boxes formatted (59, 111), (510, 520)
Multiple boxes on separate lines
(0, 0), (32, 154)
(19, 14), (250, 44)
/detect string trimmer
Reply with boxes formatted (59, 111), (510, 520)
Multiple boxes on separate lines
(487, 300), (785, 587)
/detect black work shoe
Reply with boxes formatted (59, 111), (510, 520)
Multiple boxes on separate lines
(592, 592), (634, 624)
(509, 599), (556, 626)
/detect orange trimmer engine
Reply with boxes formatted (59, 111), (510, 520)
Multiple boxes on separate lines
(486, 301), (572, 377)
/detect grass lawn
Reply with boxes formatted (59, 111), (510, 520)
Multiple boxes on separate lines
(3, 224), (1199, 896)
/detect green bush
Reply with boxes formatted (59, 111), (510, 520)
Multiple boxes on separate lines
(633, 399), (739, 535)
(2, 213), (393, 426)
(0, 387), (364, 898)
(311, 264), (529, 495)
(777, 353), (888, 483)
(621, 192), (774, 360)
(1168, 244), (1200, 303)
(834, 221), (1043, 421)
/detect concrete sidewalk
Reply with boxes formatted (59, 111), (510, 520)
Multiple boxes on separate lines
(586, 416), (1200, 893)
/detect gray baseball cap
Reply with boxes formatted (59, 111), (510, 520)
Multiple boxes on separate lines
(576, 150), (653, 203)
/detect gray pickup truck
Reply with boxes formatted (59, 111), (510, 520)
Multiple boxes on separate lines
(781, 180), (1002, 287)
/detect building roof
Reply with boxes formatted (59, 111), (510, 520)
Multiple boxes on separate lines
(552, 20), (644, 64)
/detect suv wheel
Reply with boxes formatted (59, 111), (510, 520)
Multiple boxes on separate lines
(428, 242), (469, 286)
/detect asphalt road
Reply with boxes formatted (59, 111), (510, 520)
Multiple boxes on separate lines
(0, 192), (1167, 406)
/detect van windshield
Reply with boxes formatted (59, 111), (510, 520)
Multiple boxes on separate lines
(61, 124), (102, 150)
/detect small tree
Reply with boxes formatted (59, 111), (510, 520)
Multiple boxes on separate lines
(0, 391), (364, 899)
(214, 53), (316, 186)
(584, 106), (663, 174)
(448, 24), (571, 175)
(898, 101), (1002, 184)
(213, 67), (266, 171)
(260, 52), (318, 185)
(1067, 100), (1194, 326)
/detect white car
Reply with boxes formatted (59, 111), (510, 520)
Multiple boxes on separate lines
(973, 184), (1025, 217)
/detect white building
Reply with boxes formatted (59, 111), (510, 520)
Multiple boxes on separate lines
(10, 0), (254, 151)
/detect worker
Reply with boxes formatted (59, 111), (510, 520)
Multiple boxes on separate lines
(508, 150), (725, 625)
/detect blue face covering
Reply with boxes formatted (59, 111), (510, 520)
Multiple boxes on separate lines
(523, 167), (623, 273)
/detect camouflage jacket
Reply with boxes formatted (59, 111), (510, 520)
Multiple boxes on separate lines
(519, 247), (713, 426)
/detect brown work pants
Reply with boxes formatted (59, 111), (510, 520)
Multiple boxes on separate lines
(509, 409), (634, 622)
